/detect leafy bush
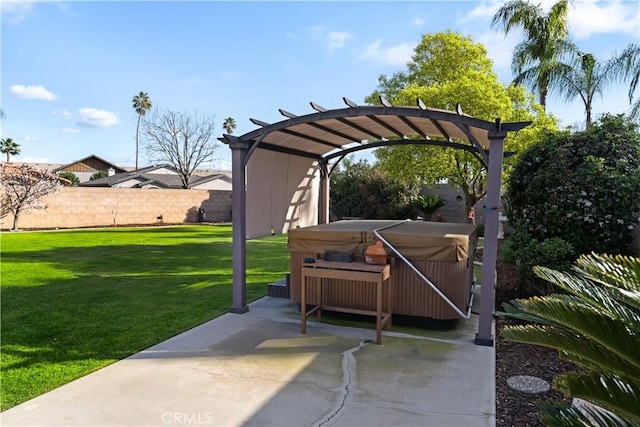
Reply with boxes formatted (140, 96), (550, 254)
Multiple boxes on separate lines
(58, 172), (79, 186)
(505, 114), (640, 257)
(499, 253), (640, 426)
(330, 160), (418, 220)
(500, 229), (576, 294)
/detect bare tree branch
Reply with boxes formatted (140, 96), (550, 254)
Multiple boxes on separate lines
(141, 109), (220, 188)
(0, 164), (62, 230)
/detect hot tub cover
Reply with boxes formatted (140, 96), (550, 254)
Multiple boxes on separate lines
(288, 220), (477, 261)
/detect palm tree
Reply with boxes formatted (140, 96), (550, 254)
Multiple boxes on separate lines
(618, 43), (640, 122)
(223, 117), (236, 135)
(492, 0), (574, 109)
(0, 138), (21, 163)
(132, 91), (152, 170)
(499, 253), (640, 425)
(550, 50), (623, 128)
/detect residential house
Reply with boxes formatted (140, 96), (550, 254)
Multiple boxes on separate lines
(79, 164), (232, 190)
(52, 155), (127, 183)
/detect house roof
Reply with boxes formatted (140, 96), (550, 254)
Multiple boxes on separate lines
(79, 164), (229, 188)
(52, 155), (126, 173)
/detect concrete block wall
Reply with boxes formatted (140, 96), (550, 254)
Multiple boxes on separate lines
(420, 184), (469, 224)
(2, 187), (232, 230)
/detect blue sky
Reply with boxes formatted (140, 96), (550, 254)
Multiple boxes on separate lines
(2, 0), (638, 170)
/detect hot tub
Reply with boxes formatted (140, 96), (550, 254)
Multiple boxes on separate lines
(288, 220), (478, 322)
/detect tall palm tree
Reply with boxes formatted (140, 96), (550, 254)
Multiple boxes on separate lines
(499, 253), (640, 425)
(0, 138), (21, 163)
(492, 0), (574, 109)
(550, 50), (623, 128)
(223, 117), (236, 135)
(132, 91), (152, 170)
(618, 43), (640, 122)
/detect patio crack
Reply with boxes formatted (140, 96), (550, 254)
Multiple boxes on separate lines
(314, 340), (370, 427)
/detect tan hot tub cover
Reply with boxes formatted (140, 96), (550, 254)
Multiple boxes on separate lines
(288, 220), (477, 261)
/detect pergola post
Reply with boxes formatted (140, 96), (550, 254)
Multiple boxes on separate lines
(229, 141), (249, 314)
(475, 126), (508, 346)
(319, 160), (329, 224)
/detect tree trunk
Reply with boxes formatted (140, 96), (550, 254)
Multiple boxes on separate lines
(539, 87), (547, 111)
(135, 114), (141, 170)
(12, 212), (19, 231)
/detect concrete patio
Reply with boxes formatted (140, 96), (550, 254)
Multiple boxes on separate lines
(1, 296), (495, 427)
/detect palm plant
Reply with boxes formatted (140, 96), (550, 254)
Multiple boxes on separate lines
(492, 0), (574, 109)
(412, 194), (446, 221)
(132, 91), (152, 170)
(618, 43), (640, 122)
(499, 253), (640, 426)
(0, 138), (21, 162)
(223, 117), (236, 135)
(550, 51), (623, 128)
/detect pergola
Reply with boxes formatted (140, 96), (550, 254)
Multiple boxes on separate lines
(219, 97), (530, 346)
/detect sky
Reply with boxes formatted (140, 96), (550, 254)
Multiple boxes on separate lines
(1, 0), (639, 171)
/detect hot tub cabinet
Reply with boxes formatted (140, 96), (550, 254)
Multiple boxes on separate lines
(288, 220), (478, 322)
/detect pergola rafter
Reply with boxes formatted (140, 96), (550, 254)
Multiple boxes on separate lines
(220, 98), (530, 346)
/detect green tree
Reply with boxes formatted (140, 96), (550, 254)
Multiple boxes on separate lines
(132, 91), (152, 170)
(223, 117), (236, 135)
(499, 253), (640, 426)
(90, 171), (108, 181)
(550, 50), (626, 128)
(57, 172), (79, 186)
(0, 138), (21, 163)
(330, 159), (417, 220)
(505, 114), (640, 257)
(619, 43), (640, 122)
(491, 0), (574, 109)
(368, 31), (557, 214)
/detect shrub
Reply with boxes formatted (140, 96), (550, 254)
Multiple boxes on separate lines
(330, 160), (418, 219)
(500, 229), (576, 295)
(58, 172), (79, 186)
(413, 194), (446, 220)
(90, 171), (108, 180)
(505, 114), (640, 257)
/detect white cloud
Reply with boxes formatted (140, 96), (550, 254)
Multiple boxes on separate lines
(61, 127), (79, 134)
(10, 84), (57, 100)
(307, 26), (353, 53)
(76, 108), (119, 128)
(358, 40), (417, 67)
(22, 135), (37, 142)
(412, 17), (424, 28)
(477, 31), (521, 71)
(326, 31), (352, 53)
(464, 0), (639, 41)
(1, 1), (36, 25)
(569, 1), (639, 39)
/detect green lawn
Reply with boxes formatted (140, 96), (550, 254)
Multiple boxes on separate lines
(0, 225), (290, 411)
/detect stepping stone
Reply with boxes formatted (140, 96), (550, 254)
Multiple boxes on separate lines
(507, 375), (551, 394)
